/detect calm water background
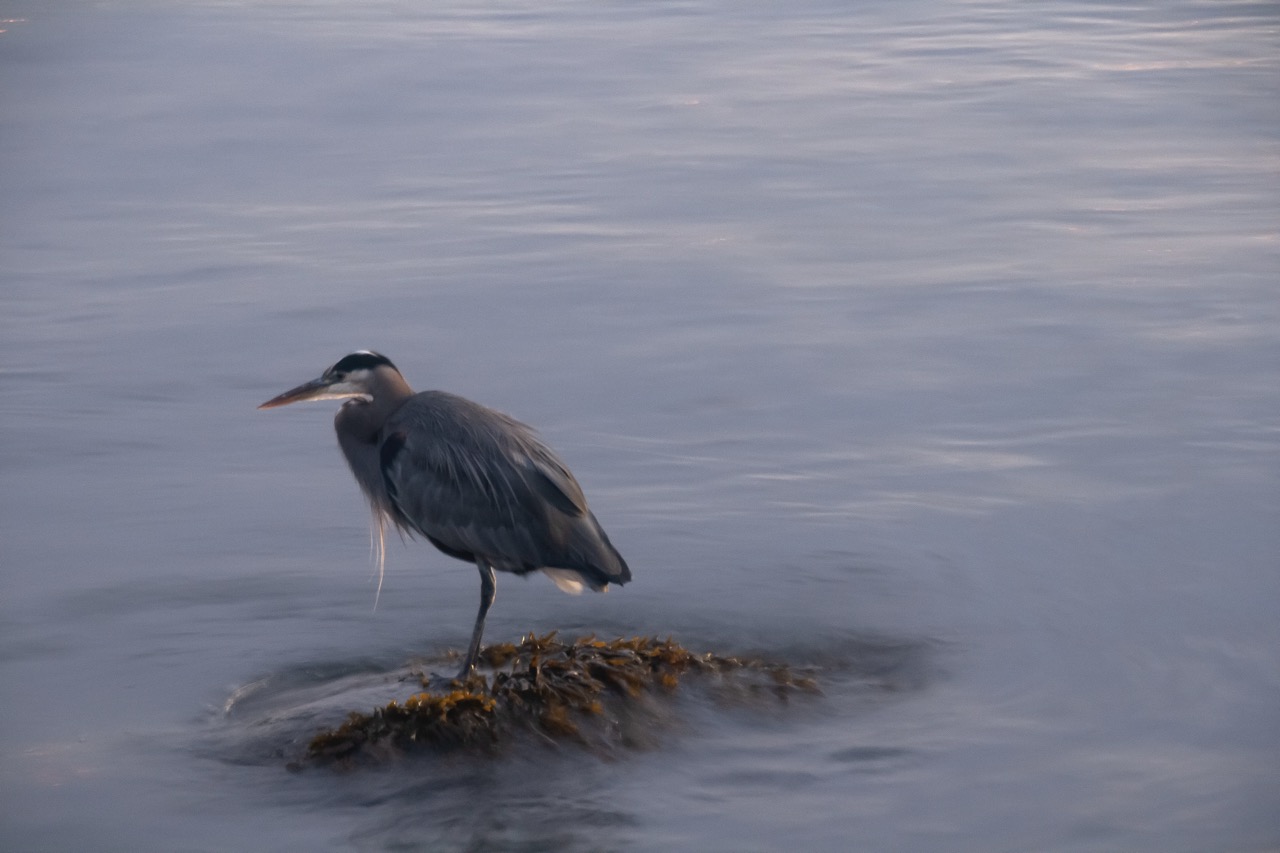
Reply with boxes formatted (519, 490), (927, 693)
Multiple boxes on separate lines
(2, 1), (1277, 850)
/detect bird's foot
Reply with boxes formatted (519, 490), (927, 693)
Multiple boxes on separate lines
(423, 672), (459, 693)
(423, 664), (480, 694)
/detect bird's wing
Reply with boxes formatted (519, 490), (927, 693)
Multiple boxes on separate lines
(378, 393), (589, 572)
(520, 441), (588, 518)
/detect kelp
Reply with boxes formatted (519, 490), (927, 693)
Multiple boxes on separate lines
(305, 632), (818, 765)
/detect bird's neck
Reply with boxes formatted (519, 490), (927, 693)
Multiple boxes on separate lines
(335, 372), (414, 444)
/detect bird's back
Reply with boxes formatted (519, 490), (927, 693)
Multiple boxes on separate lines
(378, 391), (630, 589)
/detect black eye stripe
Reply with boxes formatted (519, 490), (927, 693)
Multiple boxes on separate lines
(328, 351), (396, 375)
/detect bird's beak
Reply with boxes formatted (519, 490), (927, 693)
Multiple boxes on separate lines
(258, 377), (339, 410)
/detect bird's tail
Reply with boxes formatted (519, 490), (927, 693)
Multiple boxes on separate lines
(553, 511), (630, 593)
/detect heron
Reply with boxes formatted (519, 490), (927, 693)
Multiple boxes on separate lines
(259, 351), (631, 681)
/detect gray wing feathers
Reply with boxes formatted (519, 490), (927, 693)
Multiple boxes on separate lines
(380, 392), (629, 587)
(525, 447), (587, 517)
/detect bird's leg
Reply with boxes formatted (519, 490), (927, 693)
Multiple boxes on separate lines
(455, 561), (497, 681)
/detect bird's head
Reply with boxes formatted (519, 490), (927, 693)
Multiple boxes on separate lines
(258, 351), (402, 409)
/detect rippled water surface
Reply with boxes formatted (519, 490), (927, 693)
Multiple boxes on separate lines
(2, 1), (1277, 850)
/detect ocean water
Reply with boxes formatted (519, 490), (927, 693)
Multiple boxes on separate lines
(1, 1), (1277, 850)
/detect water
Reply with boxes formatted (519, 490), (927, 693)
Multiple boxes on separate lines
(2, 1), (1277, 850)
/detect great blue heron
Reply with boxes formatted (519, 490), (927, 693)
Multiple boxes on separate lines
(259, 351), (631, 681)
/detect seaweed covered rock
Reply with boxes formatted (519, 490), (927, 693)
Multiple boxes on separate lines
(306, 633), (818, 765)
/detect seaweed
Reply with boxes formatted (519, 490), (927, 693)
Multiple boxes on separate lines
(304, 633), (818, 765)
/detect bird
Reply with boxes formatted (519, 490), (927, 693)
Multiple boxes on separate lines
(258, 350), (630, 682)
